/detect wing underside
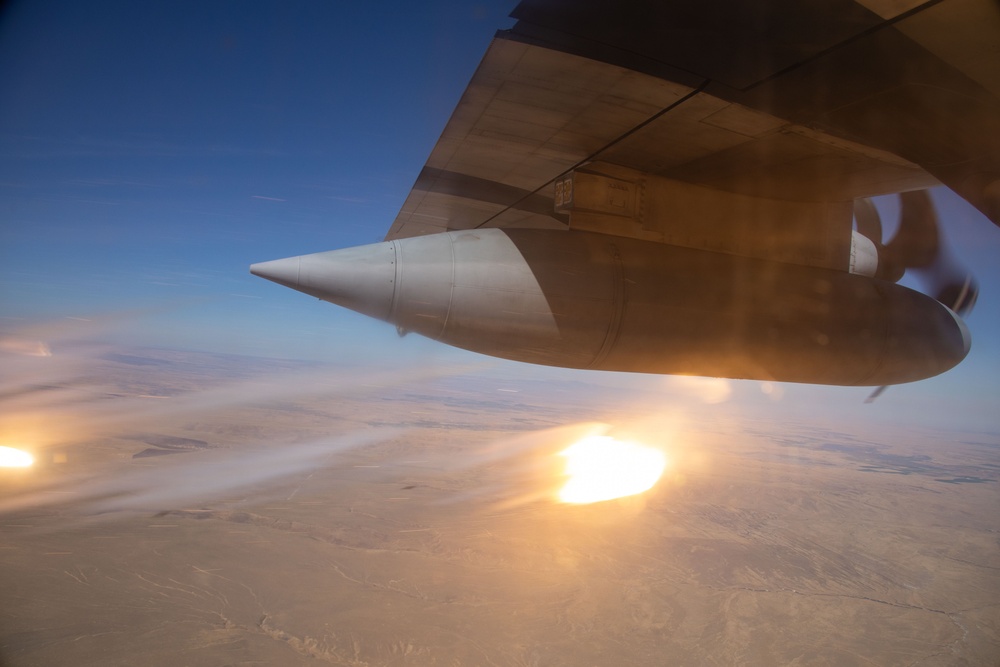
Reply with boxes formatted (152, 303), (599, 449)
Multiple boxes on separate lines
(386, 0), (1000, 259)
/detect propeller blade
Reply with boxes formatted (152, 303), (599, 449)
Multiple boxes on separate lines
(887, 190), (979, 316)
(853, 197), (883, 244)
(864, 385), (888, 404)
(853, 198), (904, 282)
(885, 191), (940, 269)
(859, 190), (977, 403)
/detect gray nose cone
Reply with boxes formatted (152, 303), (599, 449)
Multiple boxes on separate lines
(250, 256), (302, 288)
(251, 241), (397, 322)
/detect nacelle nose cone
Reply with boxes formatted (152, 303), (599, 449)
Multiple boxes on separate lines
(251, 257), (301, 288)
(250, 242), (397, 321)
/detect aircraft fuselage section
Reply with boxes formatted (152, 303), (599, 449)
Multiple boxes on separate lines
(251, 228), (969, 386)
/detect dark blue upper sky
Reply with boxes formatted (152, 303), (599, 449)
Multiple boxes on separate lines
(0, 1), (513, 352)
(1, 0), (998, 431)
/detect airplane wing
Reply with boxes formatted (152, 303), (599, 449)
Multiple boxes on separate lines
(253, 0), (990, 385)
(386, 0), (1000, 256)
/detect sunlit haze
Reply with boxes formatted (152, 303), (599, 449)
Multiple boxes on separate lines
(0, 446), (33, 468)
(558, 435), (667, 504)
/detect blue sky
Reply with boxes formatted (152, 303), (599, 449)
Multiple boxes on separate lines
(1, 1), (513, 353)
(2, 0), (999, 432)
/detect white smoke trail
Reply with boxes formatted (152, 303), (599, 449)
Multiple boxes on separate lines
(0, 316), (479, 520)
(0, 428), (400, 516)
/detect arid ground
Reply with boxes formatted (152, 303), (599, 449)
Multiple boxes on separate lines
(1, 349), (997, 665)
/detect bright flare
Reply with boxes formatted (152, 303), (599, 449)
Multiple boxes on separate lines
(0, 446), (34, 468)
(558, 435), (666, 504)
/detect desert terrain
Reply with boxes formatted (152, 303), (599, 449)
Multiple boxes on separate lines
(0, 348), (997, 665)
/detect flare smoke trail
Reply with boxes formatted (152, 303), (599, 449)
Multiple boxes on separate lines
(0, 317), (478, 521)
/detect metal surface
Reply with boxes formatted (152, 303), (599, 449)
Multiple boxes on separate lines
(253, 0), (992, 386)
(253, 229), (970, 386)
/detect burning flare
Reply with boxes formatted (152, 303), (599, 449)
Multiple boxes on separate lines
(0, 446), (34, 468)
(558, 435), (666, 504)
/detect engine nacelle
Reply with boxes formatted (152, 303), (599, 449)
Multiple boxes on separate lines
(251, 228), (970, 386)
